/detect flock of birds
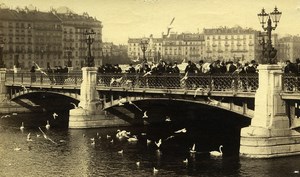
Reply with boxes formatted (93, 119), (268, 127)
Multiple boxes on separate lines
(0, 100), (225, 175)
(3, 108), (300, 175)
(86, 126), (223, 174)
(103, 97), (225, 174)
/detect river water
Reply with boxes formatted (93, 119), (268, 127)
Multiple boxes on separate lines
(1, 109), (300, 177)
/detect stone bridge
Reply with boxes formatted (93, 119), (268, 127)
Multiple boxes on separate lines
(1, 65), (300, 158)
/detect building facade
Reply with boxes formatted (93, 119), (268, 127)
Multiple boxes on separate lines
(277, 35), (300, 63)
(0, 6), (102, 70)
(127, 27), (280, 64)
(162, 33), (205, 63)
(127, 36), (162, 63)
(203, 26), (261, 63)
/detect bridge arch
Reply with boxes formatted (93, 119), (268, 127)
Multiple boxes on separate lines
(10, 90), (80, 101)
(103, 96), (254, 119)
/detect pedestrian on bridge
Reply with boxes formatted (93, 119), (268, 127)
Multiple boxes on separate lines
(30, 65), (36, 83)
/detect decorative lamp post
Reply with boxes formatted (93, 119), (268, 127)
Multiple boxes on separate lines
(0, 39), (5, 68)
(257, 7), (282, 64)
(257, 31), (267, 63)
(84, 29), (96, 67)
(140, 37), (148, 62)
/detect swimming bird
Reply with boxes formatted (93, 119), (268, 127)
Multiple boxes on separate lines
(27, 133), (33, 141)
(106, 135), (111, 139)
(174, 128), (187, 134)
(45, 120), (50, 130)
(20, 122), (24, 131)
(209, 145), (223, 157)
(118, 150), (123, 154)
(110, 139), (114, 143)
(141, 132), (146, 136)
(294, 170), (300, 174)
(91, 140), (95, 146)
(165, 116), (171, 122)
(155, 139), (162, 148)
(183, 158), (188, 164)
(147, 139), (151, 145)
(142, 111), (148, 119)
(52, 112), (58, 119)
(153, 167), (159, 174)
(127, 135), (138, 143)
(190, 144), (196, 153)
(136, 161), (140, 167)
(90, 138), (95, 141)
(14, 147), (21, 151)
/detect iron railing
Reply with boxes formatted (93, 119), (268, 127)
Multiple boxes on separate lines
(97, 73), (259, 92)
(5, 72), (82, 86)
(4, 71), (260, 92)
(283, 73), (300, 92)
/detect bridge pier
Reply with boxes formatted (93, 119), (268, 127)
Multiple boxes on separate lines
(240, 65), (300, 158)
(69, 67), (129, 128)
(0, 69), (7, 102)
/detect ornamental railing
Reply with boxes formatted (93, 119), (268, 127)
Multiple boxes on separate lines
(283, 74), (300, 92)
(97, 73), (258, 92)
(5, 72), (82, 86)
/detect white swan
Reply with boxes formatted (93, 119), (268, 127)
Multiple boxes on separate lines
(209, 145), (223, 157)
(45, 120), (50, 130)
(190, 143), (196, 153)
(27, 133), (33, 141)
(136, 161), (140, 167)
(153, 167), (158, 174)
(183, 158), (188, 164)
(118, 150), (123, 154)
(52, 112), (58, 119)
(127, 135), (138, 142)
(20, 122), (24, 131)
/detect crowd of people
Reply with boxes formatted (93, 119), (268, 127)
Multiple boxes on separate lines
(30, 64), (69, 84)
(97, 59), (259, 76)
(96, 59), (260, 89)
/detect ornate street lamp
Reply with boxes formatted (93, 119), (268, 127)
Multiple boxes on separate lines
(257, 7), (282, 64)
(0, 39), (5, 68)
(140, 37), (148, 62)
(84, 29), (96, 67)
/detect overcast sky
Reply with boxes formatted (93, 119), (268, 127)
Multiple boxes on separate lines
(1, 0), (300, 44)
